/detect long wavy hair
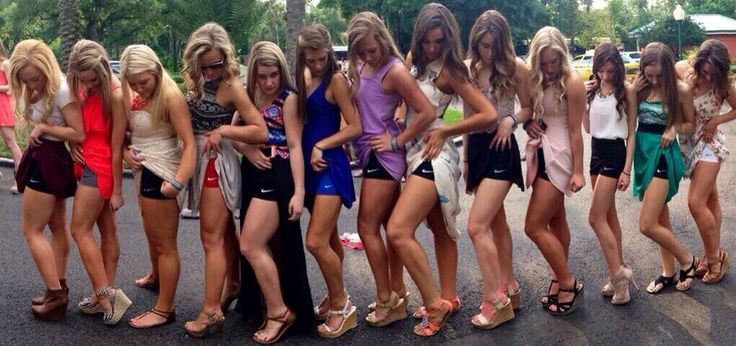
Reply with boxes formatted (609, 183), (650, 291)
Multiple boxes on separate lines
(410, 3), (468, 82)
(467, 10), (517, 103)
(346, 11), (404, 95)
(588, 42), (626, 119)
(689, 39), (732, 103)
(67, 39), (115, 121)
(120, 44), (179, 124)
(246, 41), (296, 105)
(638, 42), (681, 128)
(526, 26), (572, 119)
(182, 22), (240, 99)
(296, 24), (339, 122)
(8, 39), (63, 123)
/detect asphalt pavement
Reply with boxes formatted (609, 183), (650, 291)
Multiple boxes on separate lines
(1, 124), (735, 345)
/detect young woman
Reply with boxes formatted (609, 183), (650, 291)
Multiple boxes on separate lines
(67, 39), (131, 325)
(346, 11), (433, 332)
(464, 9), (531, 326)
(237, 41), (314, 344)
(296, 24), (362, 338)
(180, 22), (268, 332)
(386, 3), (497, 336)
(632, 42), (697, 294)
(523, 26), (586, 315)
(0, 40), (22, 194)
(119, 44), (196, 328)
(583, 42), (637, 304)
(10, 39), (85, 320)
(676, 39), (735, 284)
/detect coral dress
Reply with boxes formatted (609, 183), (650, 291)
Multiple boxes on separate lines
(0, 67), (13, 127)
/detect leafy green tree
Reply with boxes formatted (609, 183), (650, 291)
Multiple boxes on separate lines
(58, 0), (80, 70)
(638, 16), (706, 56)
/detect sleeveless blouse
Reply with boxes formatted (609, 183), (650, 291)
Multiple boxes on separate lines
(680, 88), (729, 176)
(469, 84), (515, 134)
(79, 92), (114, 198)
(588, 93), (627, 140)
(302, 77), (356, 208)
(263, 89), (291, 159)
(405, 59), (461, 241)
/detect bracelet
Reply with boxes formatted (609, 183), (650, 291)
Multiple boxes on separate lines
(390, 136), (399, 152)
(508, 113), (519, 129)
(314, 144), (324, 151)
(169, 178), (185, 191)
(621, 171), (630, 176)
(522, 120), (533, 131)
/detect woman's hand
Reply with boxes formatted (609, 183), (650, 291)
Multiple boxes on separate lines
(110, 193), (124, 212)
(204, 128), (223, 155)
(69, 142), (85, 164)
(524, 120), (544, 140)
(160, 181), (179, 198)
(660, 126), (677, 148)
(700, 117), (718, 143)
(123, 146), (142, 172)
(288, 193), (304, 221)
(243, 145), (271, 170)
(370, 131), (393, 153)
(633, 74), (648, 93)
(584, 79), (598, 92)
(28, 123), (46, 147)
(617, 173), (630, 191)
(491, 117), (514, 150)
(310, 146), (328, 172)
(569, 173), (585, 193)
(422, 128), (446, 160)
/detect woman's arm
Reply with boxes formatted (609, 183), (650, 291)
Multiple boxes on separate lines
(34, 102), (86, 144)
(565, 73), (586, 190)
(110, 89), (128, 209)
(620, 83), (637, 190)
(678, 81), (696, 135)
(282, 93), (304, 221)
(214, 79), (269, 144)
(701, 84), (736, 143)
(162, 92), (196, 197)
(379, 63), (434, 149)
(317, 73), (362, 149)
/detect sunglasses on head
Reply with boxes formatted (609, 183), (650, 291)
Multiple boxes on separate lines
(201, 59), (225, 72)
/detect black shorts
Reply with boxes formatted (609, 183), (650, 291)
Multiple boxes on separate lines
(140, 166), (170, 200)
(26, 159), (53, 194)
(590, 137), (626, 178)
(536, 148), (550, 182)
(466, 132), (524, 192)
(363, 151), (394, 180)
(252, 150), (279, 201)
(411, 160), (434, 181)
(79, 165), (98, 188)
(654, 154), (668, 179)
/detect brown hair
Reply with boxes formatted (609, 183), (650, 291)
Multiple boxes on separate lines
(638, 42), (681, 128)
(467, 10), (517, 102)
(690, 39), (732, 103)
(346, 11), (404, 95)
(409, 3), (468, 82)
(296, 24), (339, 122)
(246, 41), (296, 104)
(588, 42), (626, 119)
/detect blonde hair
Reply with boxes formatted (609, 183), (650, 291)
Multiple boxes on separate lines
(182, 22), (239, 99)
(246, 41), (295, 103)
(120, 44), (179, 124)
(67, 39), (115, 121)
(410, 3), (468, 82)
(526, 26), (572, 119)
(296, 24), (339, 122)
(8, 39), (63, 123)
(467, 10), (518, 103)
(346, 11), (404, 95)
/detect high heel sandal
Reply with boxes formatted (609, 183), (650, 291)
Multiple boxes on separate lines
(540, 279), (559, 307)
(317, 299), (357, 338)
(413, 299), (452, 337)
(184, 311), (225, 338)
(676, 256), (700, 291)
(77, 296), (104, 315)
(646, 274), (675, 294)
(129, 307), (176, 329)
(98, 287), (133, 325)
(546, 280), (584, 316)
(703, 250), (729, 284)
(471, 295), (515, 329)
(504, 281), (521, 310)
(252, 308), (295, 344)
(316, 291), (351, 320)
(412, 295), (460, 319)
(366, 291), (407, 327)
(611, 266), (638, 305)
(694, 256), (709, 277)
(368, 290), (408, 313)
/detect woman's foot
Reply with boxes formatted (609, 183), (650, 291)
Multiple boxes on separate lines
(703, 250), (729, 284)
(77, 295), (104, 314)
(646, 274), (676, 294)
(134, 273), (159, 290)
(611, 266), (637, 305)
(540, 279), (559, 306)
(695, 256), (709, 277)
(129, 307), (176, 328)
(547, 280), (584, 316)
(365, 292), (407, 327)
(318, 299), (357, 338)
(184, 310), (225, 338)
(676, 256), (700, 291)
(253, 307), (295, 344)
(412, 295), (460, 319)
(470, 293), (515, 329)
(413, 299), (452, 337)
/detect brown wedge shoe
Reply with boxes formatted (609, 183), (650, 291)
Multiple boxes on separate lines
(703, 250), (729, 284)
(31, 288), (69, 321)
(32, 279), (67, 305)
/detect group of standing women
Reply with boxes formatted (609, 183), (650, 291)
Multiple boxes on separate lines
(9, 2), (735, 343)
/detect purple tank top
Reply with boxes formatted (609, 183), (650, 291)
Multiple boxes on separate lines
(352, 57), (406, 181)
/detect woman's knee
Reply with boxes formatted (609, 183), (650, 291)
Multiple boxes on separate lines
(467, 221), (489, 242)
(306, 234), (328, 256)
(687, 195), (707, 215)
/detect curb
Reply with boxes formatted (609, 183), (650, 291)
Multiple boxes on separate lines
(0, 157), (135, 177)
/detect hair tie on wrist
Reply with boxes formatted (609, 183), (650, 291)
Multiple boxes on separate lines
(314, 144), (324, 151)
(169, 179), (184, 191)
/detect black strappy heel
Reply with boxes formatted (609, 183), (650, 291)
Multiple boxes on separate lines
(676, 256), (700, 291)
(547, 280), (584, 316)
(540, 279), (558, 307)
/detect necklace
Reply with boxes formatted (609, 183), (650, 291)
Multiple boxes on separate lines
(132, 94), (147, 110)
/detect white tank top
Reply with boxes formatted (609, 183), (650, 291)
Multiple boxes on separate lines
(588, 93), (627, 140)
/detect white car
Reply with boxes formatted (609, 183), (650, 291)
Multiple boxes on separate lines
(621, 51), (641, 64)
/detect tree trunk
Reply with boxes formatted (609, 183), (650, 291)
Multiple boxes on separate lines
(58, 0), (80, 71)
(285, 0), (304, 74)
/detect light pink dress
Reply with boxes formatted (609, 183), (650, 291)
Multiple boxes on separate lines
(525, 87), (574, 196)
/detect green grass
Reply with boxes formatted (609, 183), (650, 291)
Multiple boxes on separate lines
(0, 128), (26, 159)
(443, 107), (463, 125)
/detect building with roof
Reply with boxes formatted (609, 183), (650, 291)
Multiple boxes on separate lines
(630, 14), (736, 59)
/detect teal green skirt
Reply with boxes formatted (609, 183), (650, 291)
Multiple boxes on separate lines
(632, 130), (684, 202)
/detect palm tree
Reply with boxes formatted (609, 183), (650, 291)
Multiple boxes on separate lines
(285, 0), (304, 72)
(58, 0), (80, 71)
